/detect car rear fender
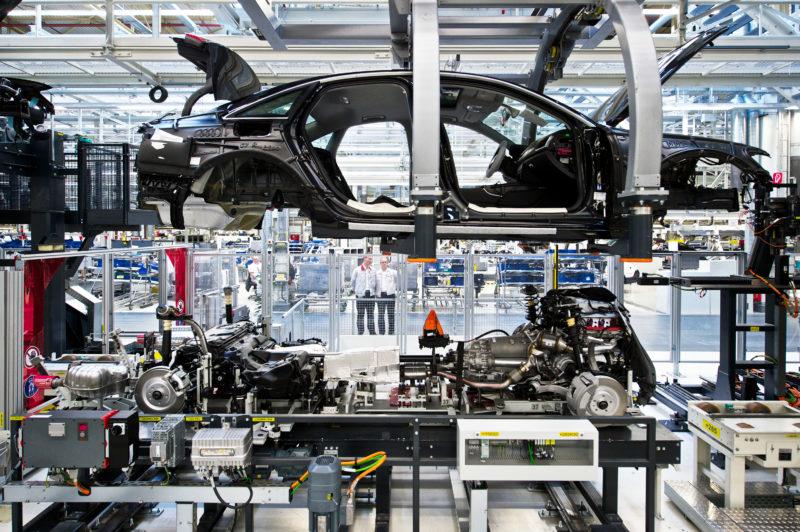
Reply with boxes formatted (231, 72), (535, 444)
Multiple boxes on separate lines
(661, 146), (771, 189)
(190, 148), (309, 206)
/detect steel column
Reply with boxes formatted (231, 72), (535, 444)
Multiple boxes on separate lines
(102, 251), (114, 352)
(735, 253), (747, 361)
(714, 289), (737, 400)
(412, 419), (420, 532)
(0, 270), (24, 475)
(261, 218), (273, 333)
(463, 250), (474, 342)
(603, 0), (663, 194)
(398, 255), (408, 354)
(602, 467), (619, 514)
(670, 252), (682, 376)
(328, 249), (337, 351)
(410, 0), (441, 259)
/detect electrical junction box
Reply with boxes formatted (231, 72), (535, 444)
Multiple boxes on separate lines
(191, 427), (252, 476)
(457, 418), (598, 481)
(150, 415), (186, 468)
(22, 410), (138, 469)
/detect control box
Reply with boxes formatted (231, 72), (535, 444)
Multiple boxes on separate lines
(457, 419), (598, 481)
(22, 410), (138, 469)
(191, 427), (252, 476)
(150, 415), (186, 468)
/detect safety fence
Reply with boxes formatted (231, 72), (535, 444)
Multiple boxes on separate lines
(8, 247), (800, 376)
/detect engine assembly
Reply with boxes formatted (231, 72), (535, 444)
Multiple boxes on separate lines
(439, 287), (654, 416)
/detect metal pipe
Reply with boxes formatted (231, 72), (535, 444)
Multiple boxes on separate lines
(13, 244), (190, 262)
(102, 251), (113, 353)
(162, 318), (171, 359)
(223, 286), (233, 324)
(669, 251), (682, 376)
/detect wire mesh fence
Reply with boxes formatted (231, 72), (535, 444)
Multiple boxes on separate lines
(81, 143), (128, 210)
(63, 152), (79, 211)
(0, 169), (30, 210)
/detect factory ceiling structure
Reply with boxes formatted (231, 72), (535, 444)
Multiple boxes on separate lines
(0, 1), (798, 139)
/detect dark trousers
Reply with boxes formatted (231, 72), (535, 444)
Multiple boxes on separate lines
(356, 296), (375, 335)
(377, 294), (395, 335)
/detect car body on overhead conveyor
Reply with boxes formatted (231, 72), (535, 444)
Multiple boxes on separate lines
(136, 29), (770, 246)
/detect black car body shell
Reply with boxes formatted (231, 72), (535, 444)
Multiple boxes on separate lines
(136, 67), (770, 241)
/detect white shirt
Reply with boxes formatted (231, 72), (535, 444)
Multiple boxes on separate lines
(375, 267), (398, 296)
(352, 264), (376, 296)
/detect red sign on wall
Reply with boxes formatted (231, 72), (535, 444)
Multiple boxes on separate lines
(773, 172), (784, 184)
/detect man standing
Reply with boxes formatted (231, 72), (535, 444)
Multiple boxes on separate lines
(352, 255), (376, 334)
(375, 256), (398, 335)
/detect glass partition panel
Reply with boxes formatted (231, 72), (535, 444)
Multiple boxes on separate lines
(111, 249), (160, 334)
(624, 255), (670, 362)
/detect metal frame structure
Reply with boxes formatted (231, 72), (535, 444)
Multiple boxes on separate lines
(3, 412), (677, 532)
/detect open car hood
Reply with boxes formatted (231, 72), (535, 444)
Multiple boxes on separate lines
(591, 26), (729, 127)
(174, 35), (261, 101)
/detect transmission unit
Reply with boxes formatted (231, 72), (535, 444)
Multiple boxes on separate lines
(457, 419), (598, 481)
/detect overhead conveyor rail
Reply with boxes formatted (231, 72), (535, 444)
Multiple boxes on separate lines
(392, 1), (664, 259)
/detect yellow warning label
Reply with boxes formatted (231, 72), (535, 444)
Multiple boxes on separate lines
(140, 416), (162, 422)
(559, 432), (579, 437)
(787, 434), (799, 438)
(749, 326), (761, 332)
(702, 419), (720, 438)
(186, 416), (203, 422)
(10, 416), (24, 421)
(0, 412), (3, 429)
(480, 431), (500, 437)
(252, 417), (275, 422)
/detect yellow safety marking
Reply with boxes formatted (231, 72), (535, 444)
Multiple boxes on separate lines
(0, 412), (3, 428)
(252, 417), (275, 422)
(479, 432), (499, 437)
(559, 432), (579, 437)
(702, 419), (720, 438)
(10, 416), (24, 421)
(186, 416), (203, 422)
(140, 416), (162, 422)
(786, 434), (799, 438)
(749, 326), (760, 332)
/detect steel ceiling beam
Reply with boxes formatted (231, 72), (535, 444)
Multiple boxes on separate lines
(238, 0), (287, 50)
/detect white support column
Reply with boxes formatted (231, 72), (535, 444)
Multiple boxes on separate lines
(603, 0), (665, 258)
(694, 436), (711, 488)
(410, 0), (441, 259)
(724, 454), (747, 508)
(603, 0), (663, 196)
(175, 502), (197, 532)
(410, 0), (440, 198)
(468, 483), (488, 532)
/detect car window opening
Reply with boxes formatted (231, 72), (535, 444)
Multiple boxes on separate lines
(303, 82), (412, 210)
(441, 85), (581, 211)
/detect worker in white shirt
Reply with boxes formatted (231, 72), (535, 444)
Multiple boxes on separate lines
(375, 256), (399, 335)
(351, 255), (377, 334)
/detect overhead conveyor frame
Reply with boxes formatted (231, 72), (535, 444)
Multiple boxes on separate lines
(401, 0), (664, 259)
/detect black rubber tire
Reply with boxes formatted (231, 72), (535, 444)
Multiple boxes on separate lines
(149, 85), (168, 103)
